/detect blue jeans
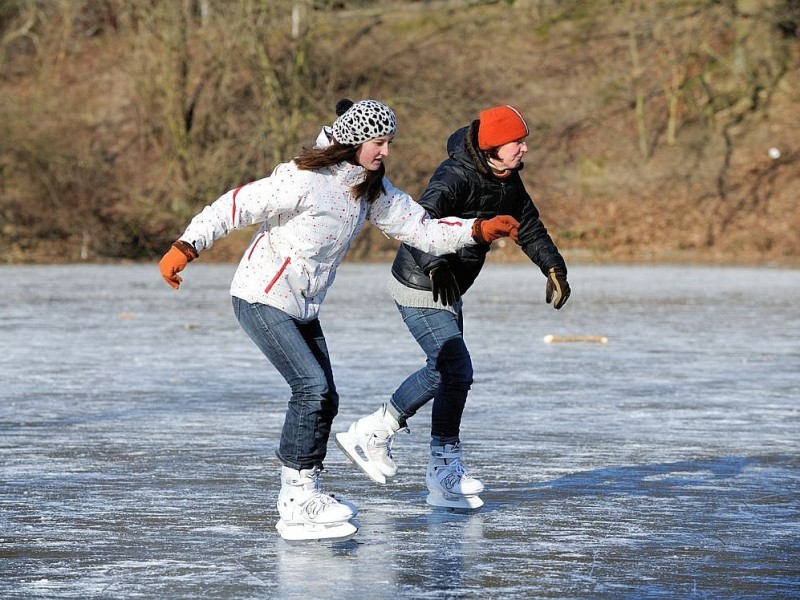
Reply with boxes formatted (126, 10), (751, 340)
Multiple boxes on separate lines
(232, 297), (338, 470)
(389, 304), (473, 444)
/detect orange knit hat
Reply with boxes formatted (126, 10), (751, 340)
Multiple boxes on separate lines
(477, 105), (529, 149)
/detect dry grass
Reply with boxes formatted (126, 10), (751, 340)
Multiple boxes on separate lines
(1, 0), (798, 265)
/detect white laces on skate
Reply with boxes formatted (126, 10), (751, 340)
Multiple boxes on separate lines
(276, 466), (359, 540)
(299, 491), (341, 519)
(280, 466), (354, 524)
(426, 443), (484, 508)
(370, 425), (410, 458)
(432, 457), (472, 488)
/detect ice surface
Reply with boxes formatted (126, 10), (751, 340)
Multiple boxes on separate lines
(1, 262), (798, 598)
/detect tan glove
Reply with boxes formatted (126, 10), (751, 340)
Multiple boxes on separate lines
(545, 267), (570, 309)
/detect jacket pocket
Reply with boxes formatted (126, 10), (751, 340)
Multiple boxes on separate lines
(264, 256), (291, 293)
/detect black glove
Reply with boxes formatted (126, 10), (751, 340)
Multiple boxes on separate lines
(545, 267), (570, 309)
(429, 266), (461, 306)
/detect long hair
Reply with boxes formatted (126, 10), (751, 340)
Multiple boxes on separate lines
(294, 142), (386, 204)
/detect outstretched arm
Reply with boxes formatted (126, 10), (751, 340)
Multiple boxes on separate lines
(368, 179), (518, 256)
(158, 162), (306, 289)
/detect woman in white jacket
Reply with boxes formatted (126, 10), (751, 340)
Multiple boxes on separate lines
(158, 99), (518, 541)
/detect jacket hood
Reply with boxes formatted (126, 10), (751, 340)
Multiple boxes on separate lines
(446, 121), (525, 178)
(316, 126), (334, 149)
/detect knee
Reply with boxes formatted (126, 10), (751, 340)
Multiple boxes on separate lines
(290, 373), (337, 405)
(436, 339), (473, 386)
(444, 362), (473, 388)
(421, 364), (442, 389)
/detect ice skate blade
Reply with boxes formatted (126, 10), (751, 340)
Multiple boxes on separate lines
(334, 431), (388, 485)
(276, 518), (358, 543)
(426, 490), (484, 512)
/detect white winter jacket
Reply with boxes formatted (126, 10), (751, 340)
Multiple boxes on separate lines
(179, 128), (478, 321)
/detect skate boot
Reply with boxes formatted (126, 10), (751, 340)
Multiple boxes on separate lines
(426, 442), (484, 510)
(335, 404), (408, 484)
(275, 465), (358, 542)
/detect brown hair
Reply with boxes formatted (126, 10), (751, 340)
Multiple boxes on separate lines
(294, 142), (386, 204)
(482, 147), (502, 160)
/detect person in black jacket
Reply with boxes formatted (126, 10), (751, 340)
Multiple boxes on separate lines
(335, 105), (570, 509)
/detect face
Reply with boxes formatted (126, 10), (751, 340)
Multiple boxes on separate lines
(356, 136), (393, 171)
(493, 138), (528, 171)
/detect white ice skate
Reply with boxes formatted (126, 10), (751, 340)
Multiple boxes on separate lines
(426, 442), (484, 510)
(335, 404), (408, 485)
(275, 466), (358, 542)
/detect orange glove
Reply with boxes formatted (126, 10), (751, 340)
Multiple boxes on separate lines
(159, 240), (198, 289)
(471, 215), (519, 244)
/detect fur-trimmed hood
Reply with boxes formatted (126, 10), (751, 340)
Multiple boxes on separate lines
(445, 121), (525, 180)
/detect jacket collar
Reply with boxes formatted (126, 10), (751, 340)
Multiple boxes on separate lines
(314, 126), (366, 187)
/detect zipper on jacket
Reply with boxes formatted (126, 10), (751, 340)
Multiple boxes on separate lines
(265, 257), (291, 293)
(497, 180), (509, 216)
(247, 232), (266, 260)
(231, 182), (252, 226)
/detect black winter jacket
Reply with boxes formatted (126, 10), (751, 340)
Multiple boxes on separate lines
(391, 121), (566, 295)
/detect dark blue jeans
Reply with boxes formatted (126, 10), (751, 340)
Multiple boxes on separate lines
(233, 297), (338, 470)
(389, 304), (473, 443)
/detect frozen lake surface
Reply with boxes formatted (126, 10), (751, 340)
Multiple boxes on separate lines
(1, 262), (799, 599)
